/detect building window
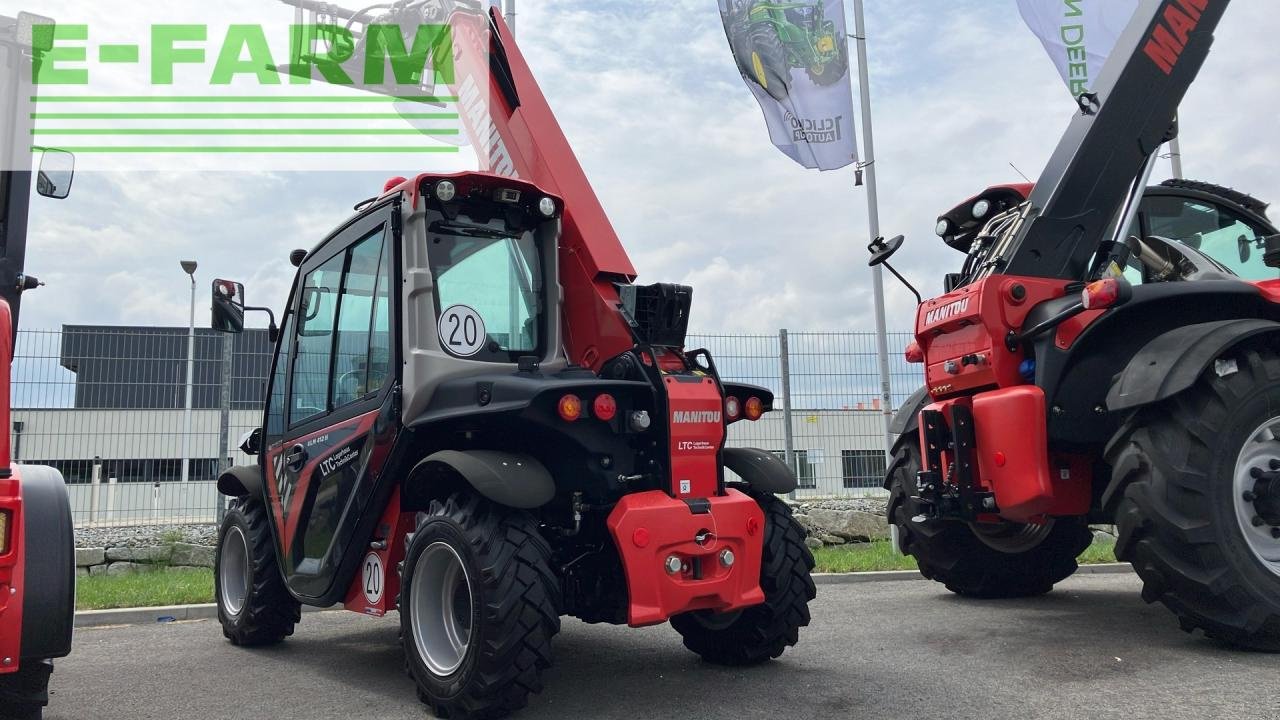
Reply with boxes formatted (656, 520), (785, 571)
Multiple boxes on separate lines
(770, 450), (816, 490)
(842, 450), (887, 489)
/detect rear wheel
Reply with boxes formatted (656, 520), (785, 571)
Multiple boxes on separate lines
(1107, 345), (1280, 650)
(746, 23), (790, 101)
(399, 492), (560, 719)
(215, 499), (300, 646)
(887, 435), (1093, 598)
(0, 660), (51, 720)
(671, 493), (816, 665)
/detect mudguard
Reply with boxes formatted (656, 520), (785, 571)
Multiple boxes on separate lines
(1106, 319), (1280, 412)
(890, 386), (930, 437)
(723, 447), (797, 493)
(216, 465), (264, 500)
(17, 465), (74, 660)
(416, 450), (555, 509)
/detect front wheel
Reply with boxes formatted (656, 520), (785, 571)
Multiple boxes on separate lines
(0, 660), (52, 720)
(215, 499), (300, 646)
(887, 435), (1093, 598)
(1107, 344), (1280, 650)
(399, 492), (560, 719)
(671, 493), (816, 665)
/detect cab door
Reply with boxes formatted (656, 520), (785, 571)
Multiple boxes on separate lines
(264, 201), (400, 601)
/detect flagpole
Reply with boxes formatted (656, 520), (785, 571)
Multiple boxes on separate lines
(851, 0), (896, 459)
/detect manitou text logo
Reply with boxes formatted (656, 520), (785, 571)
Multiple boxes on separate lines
(1143, 0), (1209, 75)
(672, 410), (722, 424)
(923, 298), (971, 327)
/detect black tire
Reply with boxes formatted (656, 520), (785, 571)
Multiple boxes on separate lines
(887, 435), (1093, 598)
(399, 492), (560, 719)
(1106, 345), (1280, 650)
(671, 493), (815, 665)
(0, 659), (51, 720)
(805, 37), (847, 86)
(745, 23), (790, 101)
(215, 499), (301, 646)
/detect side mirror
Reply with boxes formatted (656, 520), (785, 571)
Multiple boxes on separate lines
(211, 279), (246, 334)
(1263, 234), (1280, 269)
(868, 235), (904, 267)
(238, 428), (262, 456)
(36, 149), (75, 200)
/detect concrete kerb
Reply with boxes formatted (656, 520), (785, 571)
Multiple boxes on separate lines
(74, 564), (1135, 627)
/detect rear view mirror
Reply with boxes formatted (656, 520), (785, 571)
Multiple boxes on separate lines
(212, 279), (246, 334)
(36, 149), (75, 200)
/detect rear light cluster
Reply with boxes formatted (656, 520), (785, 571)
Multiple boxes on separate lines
(904, 340), (924, 364)
(1081, 277), (1133, 310)
(558, 393), (620, 423)
(725, 395), (765, 422)
(0, 509), (9, 555)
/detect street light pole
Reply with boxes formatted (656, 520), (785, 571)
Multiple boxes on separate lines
(504, 0), (516, 35)
(180, 260), (198, 484)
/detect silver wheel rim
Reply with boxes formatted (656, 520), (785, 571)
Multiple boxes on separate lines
(1233, 417), (1280, 577)
(219, 525), (250, 617)
(410, 542), (474, 677)
(970, 519), (1055, 554)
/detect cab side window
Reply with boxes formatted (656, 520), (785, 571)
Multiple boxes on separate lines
(288, 224), (391, 426)
(1142, 196), (1276, 280)
(265, 311), (295, 438)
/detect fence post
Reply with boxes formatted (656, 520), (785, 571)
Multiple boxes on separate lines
(778, 329), (796, 499)
(89, 456), (102, 524)
(217, 333), (233, 526)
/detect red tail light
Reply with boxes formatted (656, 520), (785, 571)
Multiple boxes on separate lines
(904, 340), (924, 364)
(744, 397), (764, 421)
(558, 394), (582, 422)
(725, 396), (741, 421)
(593, 394), (617, 421)
(1081, 277), (1132, 310)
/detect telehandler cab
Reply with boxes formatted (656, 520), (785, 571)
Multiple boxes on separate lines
(211, 3), (815, 718)
(876, 0), (1280, 650)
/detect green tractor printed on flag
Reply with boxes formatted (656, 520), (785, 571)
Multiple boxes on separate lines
(724, 0), (848, 101)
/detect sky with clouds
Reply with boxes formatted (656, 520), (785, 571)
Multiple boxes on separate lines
(20, 0), (1278, 336)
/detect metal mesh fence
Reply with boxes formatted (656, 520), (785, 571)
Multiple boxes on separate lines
(13, 326), (920, 526)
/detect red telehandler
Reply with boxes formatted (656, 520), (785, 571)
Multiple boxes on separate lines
(873, 0), (1280, 649)
(0, 12), (77, 720)
(209, 2), (815, 718)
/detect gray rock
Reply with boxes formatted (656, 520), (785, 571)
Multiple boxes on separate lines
(818, 534), (847, 546)
(88, 564), (109, 576)
(804, 537), (823, 551)
(76, 547), (106, 567)
(106, 561), (149, 575)
(170, 543), (216, 568)
(76, 567), (89, 577)
(805, 508), (890, 542)
(105, 546), (171, 564)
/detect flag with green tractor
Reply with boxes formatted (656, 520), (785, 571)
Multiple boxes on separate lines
(719, 0), (858, 170)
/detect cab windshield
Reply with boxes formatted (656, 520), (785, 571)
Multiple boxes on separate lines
(427, 213), (543, 361)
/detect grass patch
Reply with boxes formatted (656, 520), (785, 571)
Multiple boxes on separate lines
(76, 567), (214, 611)
(813, 537), (1119, 574)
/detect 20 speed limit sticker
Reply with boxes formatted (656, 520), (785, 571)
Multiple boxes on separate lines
(438, 305), (486, 357)
(362, 552), (385, 605)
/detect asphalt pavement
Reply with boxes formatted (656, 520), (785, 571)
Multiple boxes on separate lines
(48, 573), (1280, 720)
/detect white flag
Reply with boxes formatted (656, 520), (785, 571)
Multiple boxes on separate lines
(719, 0), (858, 171)
(1016, 0), (1140, 96)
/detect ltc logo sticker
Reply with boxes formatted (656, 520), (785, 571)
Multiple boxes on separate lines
(362, 552), (385, 605)
(439, 305), (487, 357)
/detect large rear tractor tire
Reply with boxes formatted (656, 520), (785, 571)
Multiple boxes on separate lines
(746, 23), (791, 101)
(215, 499), (301, 646)
(887, 435), (1093, 598)
(1106, 345), (1280, 650)
(671, 493), (816, 665)
(399, 492), (560, 719)
(0, 660), (52, 720)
